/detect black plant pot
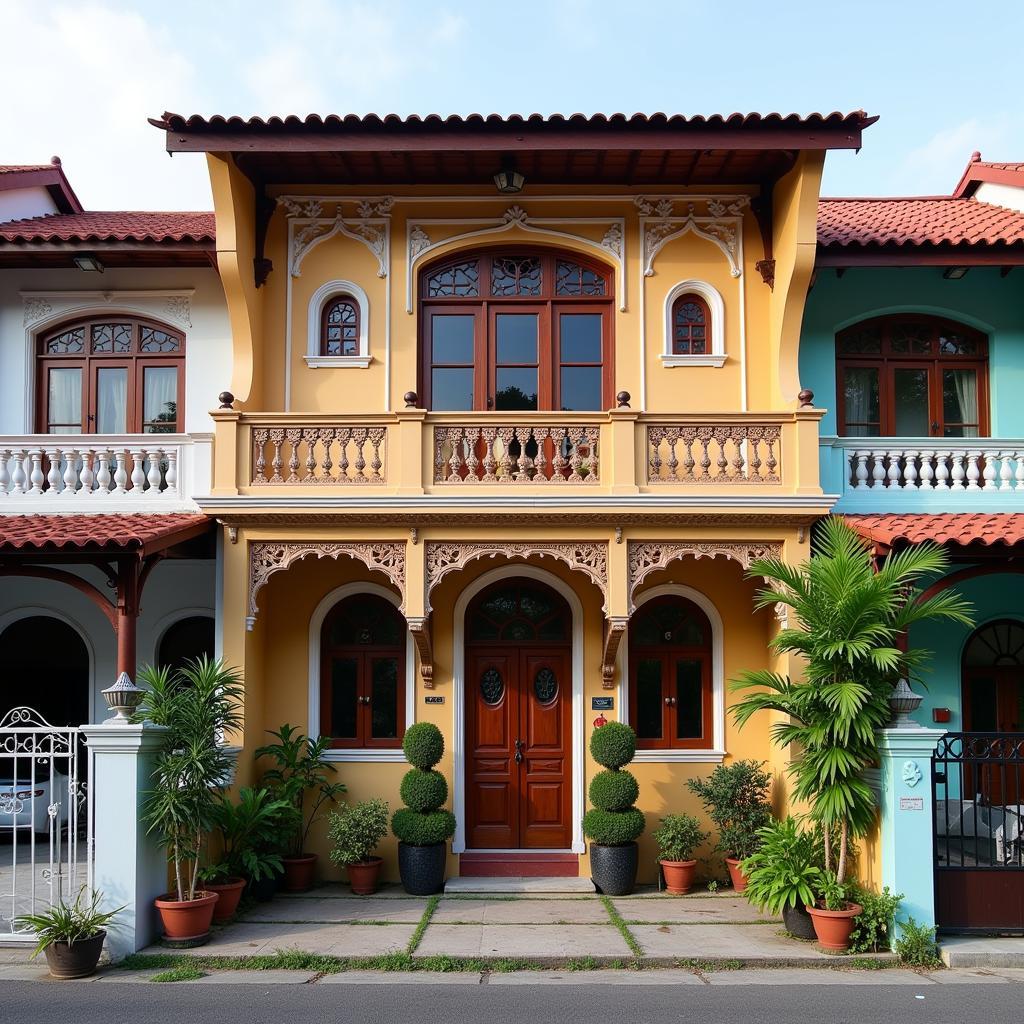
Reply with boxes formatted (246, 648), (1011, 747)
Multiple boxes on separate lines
(783, 902), (817, 940)
(398, 841), (447, 895)
(589, 842), (638, 896)
(42, 931), (105, 979)
(247, 874), (278, 903)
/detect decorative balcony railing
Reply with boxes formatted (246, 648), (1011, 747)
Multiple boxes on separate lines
(646, 423), (780, 484)
(0, 435), (209, 510)
(251, 425), (387, 485)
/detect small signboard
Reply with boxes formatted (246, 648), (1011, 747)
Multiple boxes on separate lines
(424, 695), (445, 705)
(592, 697), (614, 711)
(900, 797), (924, 811)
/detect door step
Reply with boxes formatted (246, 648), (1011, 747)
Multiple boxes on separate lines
(445, 876), (596, 894)
(459, 852), (579, 878)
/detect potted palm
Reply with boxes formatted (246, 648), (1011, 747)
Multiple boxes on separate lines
(687, 760), (772, 891)
(653, 814), (709, 894)
(328, 798), (390, 894)
(138, 657), (243, 944)
(731, 518), (973, 950)
(583, 722), (645, 895)
(391, 723), (456, 894)
(16, 889), (121, 979)
(256, 724), (347, 892)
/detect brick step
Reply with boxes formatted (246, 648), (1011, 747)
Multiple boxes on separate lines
(459, 852), (580, 878)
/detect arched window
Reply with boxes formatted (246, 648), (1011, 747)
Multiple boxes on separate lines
(836, 314), (988, 437)
(962, 619), (1024, 733)
(157, 615), (215, 674)
(419, 248), (614, 411)
(629, 595), (713, 750)
(320, 593), (406, 748)
(321, 296), (360, 356)
(37, 315), (184, 434)
(670, 295), (710, 355)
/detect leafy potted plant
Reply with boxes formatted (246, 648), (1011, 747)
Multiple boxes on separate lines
(16, 889), (121, 979)
(741, 817), (821, 939)
(806, 870), (863, 952)
(583, 722), (645, 895)
(256, 724), (347, 892)
(201, 786), (298, 920)
(391, 723), (456, 894)
(687, 760), (772, 892)
(328, 798), (390, 895)
(653, 814), (709, 894)
(138, 657), (243, 943)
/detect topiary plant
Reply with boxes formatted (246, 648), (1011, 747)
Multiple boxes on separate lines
(583, 722), (644, 847)
(392, 723), (456, 847)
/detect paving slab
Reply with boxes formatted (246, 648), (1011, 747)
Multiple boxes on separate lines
(242, 896), (427, 924)
(703, 967), (928, 986)
(432, 897), (609, 925)
(0, 948), (34, 964)
(265, 922), (414, 956)
(320, 970), (483, 985)
(630, 923), (830, 960)
(487, 969), (706, 985)
(0, 963), (67, 981)
(941, 935), (1024, 968)
(612, 897), (771, 924)
(416, 923), (632, 958)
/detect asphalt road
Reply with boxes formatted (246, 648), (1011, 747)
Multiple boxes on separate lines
(1, 980), (1019, 1024)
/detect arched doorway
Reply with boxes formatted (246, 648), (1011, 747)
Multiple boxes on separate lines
(0, 616), (90, 726)
(156, 615), (215, 675)
(464, 578), (572, 849)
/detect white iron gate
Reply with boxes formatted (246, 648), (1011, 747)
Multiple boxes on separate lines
(0, 708), (91, 942)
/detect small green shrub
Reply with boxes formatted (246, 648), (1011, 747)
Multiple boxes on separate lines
(403, 723), (444, 770)
(391, 808), (456, 846)
(15, 888), (122, 959)
(894, 917), (941, 967)
(817, 869), (848, 911)
(653, 814), (709, 862)
(848, 885), (903, 953)
(400, 769), (448, 813)
(589, 769), (639, 812)
(327, 799), (389, 866)
(589, 721), (636, 769)
(686, 760), (772, 860)
(582, 808), (645, 846)
(741, 816), (821, 916)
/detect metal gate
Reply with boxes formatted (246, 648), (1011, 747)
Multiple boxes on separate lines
(933, 732), (1024, 933)
(0, 708), (91, 942)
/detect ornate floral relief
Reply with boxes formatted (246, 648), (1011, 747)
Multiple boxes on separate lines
(409, 226), (432, 259)
(600, 223), (623, 258)
(22, 297), (53, 327)
(279, 197), (393, 278)
(502, 205), (529, 225)
(424, 541), (608, 612)
(247, 540), (405, 629)
(163, 295), (192, 328)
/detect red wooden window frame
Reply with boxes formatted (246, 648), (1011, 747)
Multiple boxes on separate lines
(670, 294), (711, 355)
(835, 314), (989, 438)
(629, 595), (714, 751)
(320, 296), (361, 356)
(418, 247), (614, 411)
(36, 316), (185, 433)
(319, 594), (406, 750)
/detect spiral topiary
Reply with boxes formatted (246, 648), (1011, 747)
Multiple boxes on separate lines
(392, 722), (456, 847)
(583, 722), (645, 846)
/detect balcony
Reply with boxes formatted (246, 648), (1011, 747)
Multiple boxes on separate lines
(822, 436), (1024, 512)
(207, 408), (824, 507)
(0, 435), (211, 512)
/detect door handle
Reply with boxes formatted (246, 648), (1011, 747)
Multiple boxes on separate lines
(664, 697), (677, 706)
(358, 695), (370, 705)
(931, 421), (940, 434)
(487, 395), (494, 409)
(514, 739), (524, 764)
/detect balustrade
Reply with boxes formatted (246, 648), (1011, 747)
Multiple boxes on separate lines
(646, 424), (780, 484)
(251, 425), (387, 485)
(844, 447), (1024, 493)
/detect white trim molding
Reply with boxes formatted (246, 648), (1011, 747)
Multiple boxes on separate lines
(308, 582), (415, 763)
(635, 195), (749, 278)
(661, 280), (727, 368)
(304, 279), (372, 369)
(451, 565), (586, 854)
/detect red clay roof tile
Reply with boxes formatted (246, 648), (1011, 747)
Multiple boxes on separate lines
(844, 514), (1024, 549)
(0, 513), (210, 554)
(0, 211), (215, 244)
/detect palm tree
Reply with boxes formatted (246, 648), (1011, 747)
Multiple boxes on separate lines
(730, 517), (973, 884)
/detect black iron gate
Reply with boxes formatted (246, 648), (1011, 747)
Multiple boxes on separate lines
(933, 732), (1024, 933)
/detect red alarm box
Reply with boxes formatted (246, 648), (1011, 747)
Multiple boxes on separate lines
(932, 708), (951, 724)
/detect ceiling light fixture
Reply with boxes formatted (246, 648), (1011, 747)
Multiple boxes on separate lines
(493, 157), (525, 195)
(73, 254), (104, 273)
(942, 266), (968, 280)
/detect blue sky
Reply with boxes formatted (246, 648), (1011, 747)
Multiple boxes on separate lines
(3, 0), (1022, 210)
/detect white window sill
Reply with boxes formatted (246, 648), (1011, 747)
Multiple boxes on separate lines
(633, 749), (727, 764)
(659, 354), (727, 368)
(323, 749), (407, 763)
(304, 355), (373, 369)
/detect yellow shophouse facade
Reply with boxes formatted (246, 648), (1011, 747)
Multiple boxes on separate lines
(153, 111), (875, 882)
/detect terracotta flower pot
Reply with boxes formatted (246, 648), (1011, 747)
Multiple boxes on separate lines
(206, 877), (246, 921)
(42, 931), (106, 979)
(805, 902), (863, 952)
(282, 854), (318, 892)
(660, 858), (698, 895)
(154, 891), (219, 943)
(347, 856), (383, 895)
(724, 857), (749, 892)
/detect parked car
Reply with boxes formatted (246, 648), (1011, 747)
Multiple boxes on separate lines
(0, 775), (71, 835)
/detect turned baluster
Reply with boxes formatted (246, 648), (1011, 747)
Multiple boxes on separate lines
(129, 451), (147, 494)
(982, 451), (998, 491)
(565, 427), (584, 482)
(95, 450), (112, 495)
(165, 450), (178, 494)
(337, 428), (351, 481)
(587, 427), (600, 480)
(903, 452), (919, 489)
(999, 451), (1014, 491)
(749, 437), (763, 481)
(285, 429), (302, 484)
(79, 450), (95, 494)
(933, 453), (950, 490)
(303, 429), (318, 482)
(352, 428), (368, 482)
(496, 427), (514, 480)
(0, 450), (10, 495)
(320, 429), (336, 483)
(368, 428), (386, 482)
(147, 451), (164, 492)
(949, 452), (966, 491)
(648, 428), (663, 481)
(434, 427), (447, 482)
(918, 452), (934, 490)
(481, 428), (498, 482)
(10, 450), (27, 494)
(730, 431), (746, 480)
(112, 451), (128, 493)
(764, 433), (778, 480)
(853, 452), (870, 489)
(885, 452), (902, 489)
(550, 428), (568, 481)
(965, 453), (981, 490)
(515, 426), (535, 483)
(870, 452), (886, 489)
(666, 430), (680, 482)
(532, 427), (549, 482)
(47, 447), (64, 494)
(28, 449), (45, 495)
(63, 449), (81, 494)
(1015, 453), (1024, 493)
(252, 429), (268, 484)
(447, 427), (465, 482)
(268, 429), (285, 483)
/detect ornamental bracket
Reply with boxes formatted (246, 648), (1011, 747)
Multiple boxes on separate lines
(407, 616), (434, 688)
(601, 616), (629, 689)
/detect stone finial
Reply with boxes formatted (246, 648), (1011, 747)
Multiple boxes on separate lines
(971, 150), (981, 163)
(616, 391), (631, 409)
(101, 672), (145, 723)
(218, 391), (235, 409)
(51, 155), (61, 166)
(798, 388), (814, 408)
(403, 391), (419, 409)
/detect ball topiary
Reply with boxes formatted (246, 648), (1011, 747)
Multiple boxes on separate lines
(582, 808), (646, 846)
(589, 721), (636, 769)
(400, 768), (448, 813)
(391, 807), (456, 846)
(589, 769), (639, 812)
(402, 722), (444, 770)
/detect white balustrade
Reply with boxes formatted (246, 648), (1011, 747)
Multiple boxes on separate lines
(839, 443), (1024, 495)
(647, 424), (780, 484)
(251, 425), (387, 484)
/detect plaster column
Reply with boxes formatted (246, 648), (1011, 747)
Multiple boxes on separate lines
(82, 720), (168, 960)
(877, 726), (944, 938)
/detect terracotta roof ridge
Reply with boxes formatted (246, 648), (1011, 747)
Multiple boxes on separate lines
(821, 195), (955, 202)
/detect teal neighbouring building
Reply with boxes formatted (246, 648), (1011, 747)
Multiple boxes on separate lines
(798, 154), (1024, 934)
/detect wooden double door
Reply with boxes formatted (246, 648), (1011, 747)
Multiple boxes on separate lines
(465, 646), (572, 849)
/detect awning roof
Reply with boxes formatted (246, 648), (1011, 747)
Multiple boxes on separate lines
(0, 513), (212, 558)
(844, 513), (1024, 555)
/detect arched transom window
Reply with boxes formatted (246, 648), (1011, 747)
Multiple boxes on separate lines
(37, 315), (184, 434)
(420, 248), (614, 411)
(321, 296), (360, 356)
